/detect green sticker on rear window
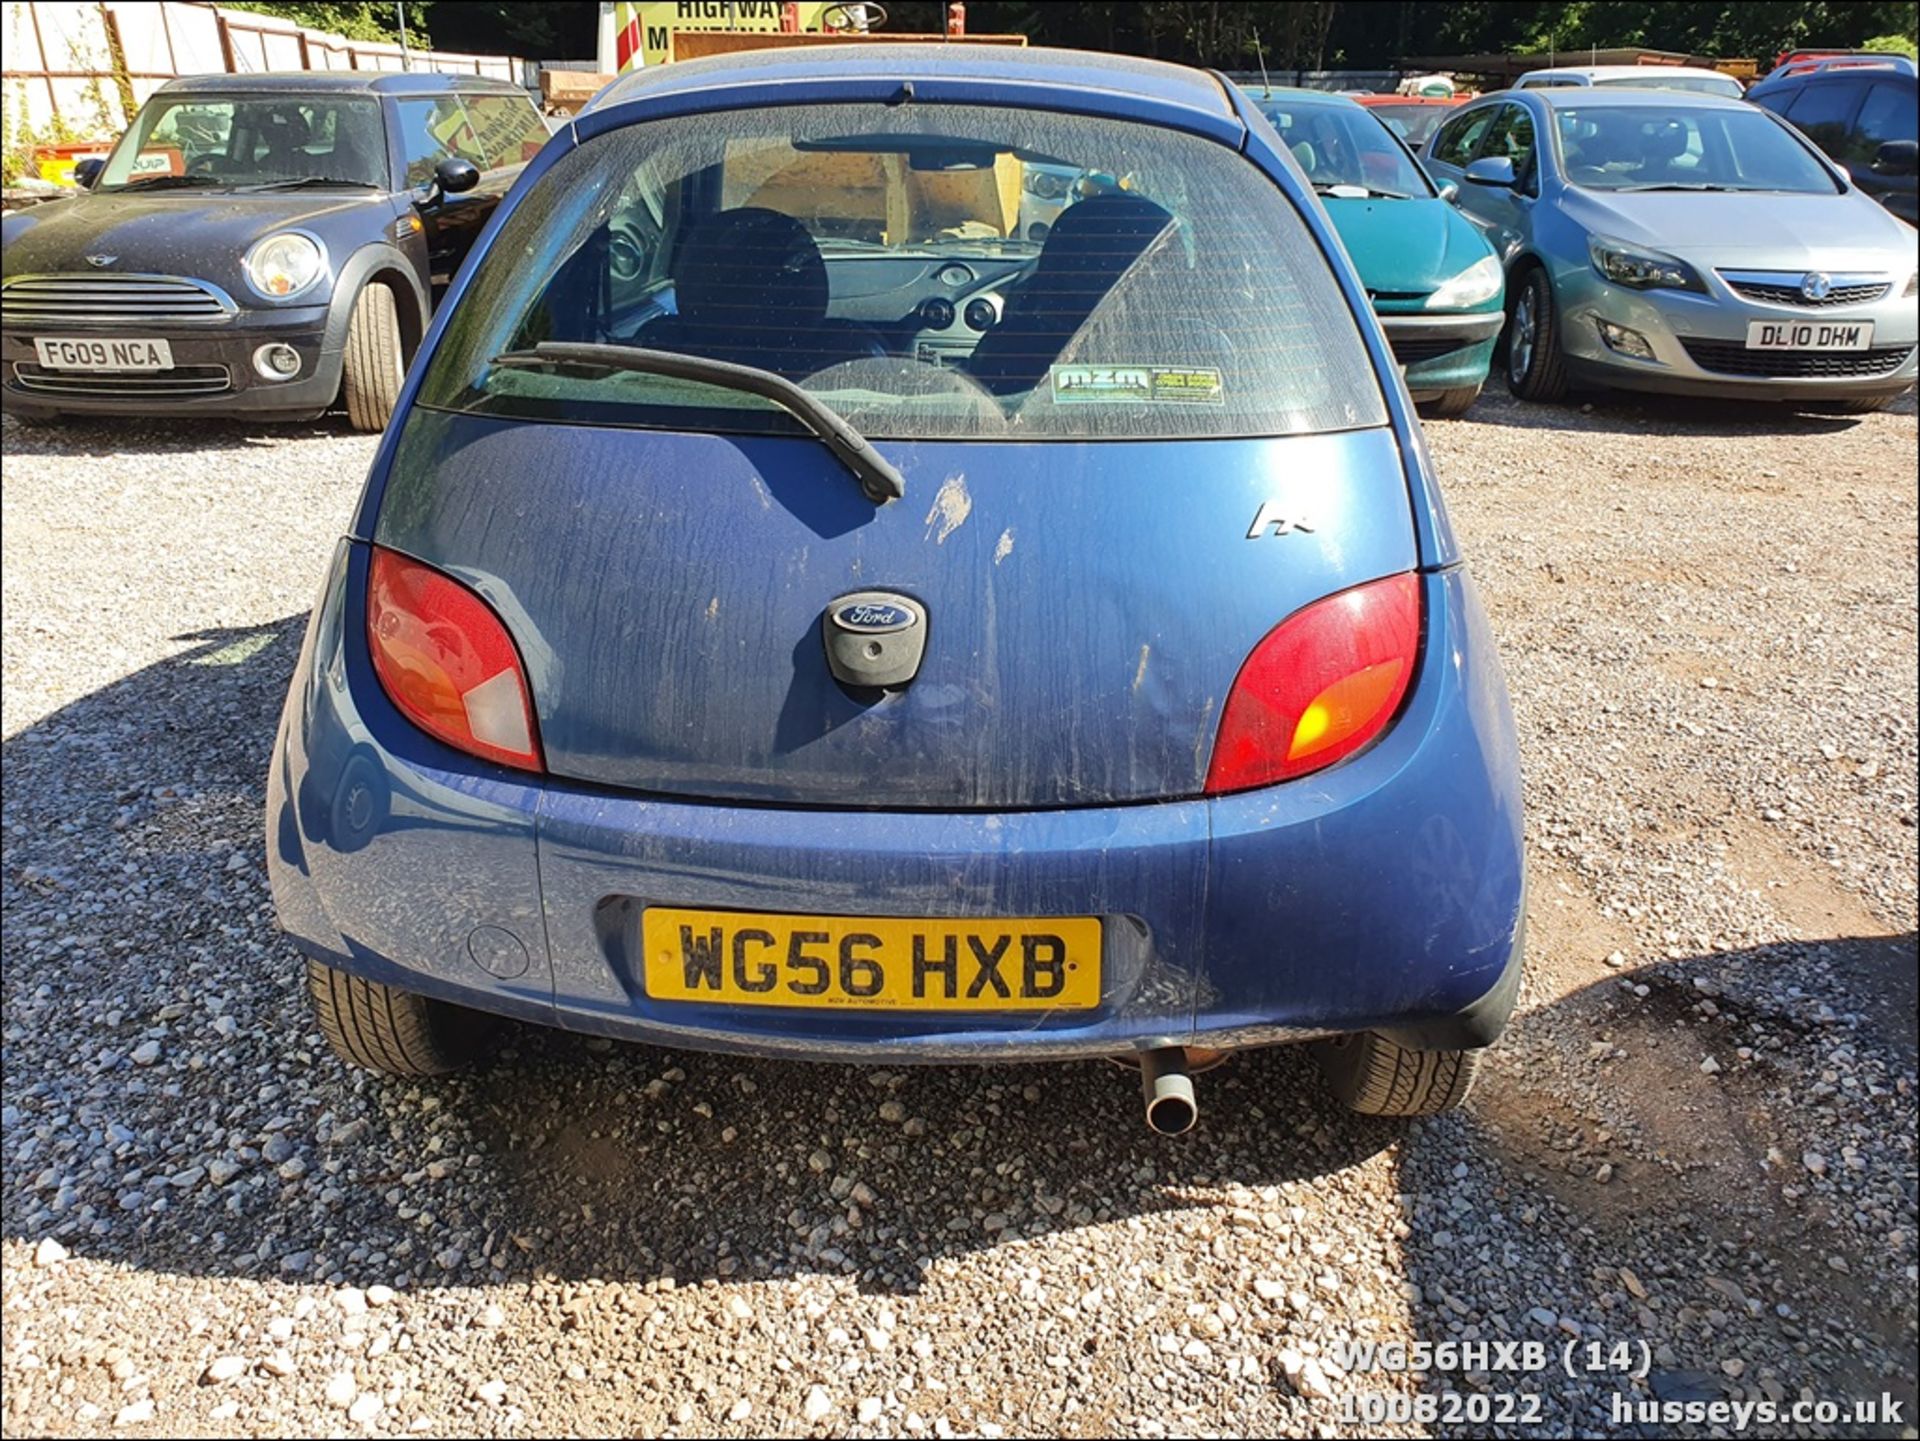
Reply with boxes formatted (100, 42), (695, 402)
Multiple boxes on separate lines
(1050, 364), (1224, 406)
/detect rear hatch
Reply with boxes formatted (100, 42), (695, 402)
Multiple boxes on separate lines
(370, 91), (1412, 809)
(374, 414), (1416, 808)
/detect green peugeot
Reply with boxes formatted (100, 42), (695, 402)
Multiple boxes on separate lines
(1247, 86), (1504, 416)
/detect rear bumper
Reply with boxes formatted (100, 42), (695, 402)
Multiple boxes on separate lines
(0, 305), (342, 420)
(268, 543), (1526, 1062)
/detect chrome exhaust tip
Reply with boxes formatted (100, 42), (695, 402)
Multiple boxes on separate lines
(1139, 1047), (1198, 1135)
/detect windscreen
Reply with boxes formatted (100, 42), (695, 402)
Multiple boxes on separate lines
(416, 102), (1385, 441)
(1555, 105), (1843, 191)
(1366, 104), (1452, 147)
(1251, 98), (1435, 197)
(99, 94), (386, 189)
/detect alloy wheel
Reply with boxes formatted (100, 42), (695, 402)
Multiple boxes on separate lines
(1509, 289), (1536, 385)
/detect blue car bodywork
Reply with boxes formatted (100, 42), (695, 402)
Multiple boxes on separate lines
(267, 48), (1525, 1084)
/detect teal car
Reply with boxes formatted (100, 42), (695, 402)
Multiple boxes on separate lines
(1247, 87), (1503, 416)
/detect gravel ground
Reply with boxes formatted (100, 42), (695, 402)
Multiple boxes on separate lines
(2, 389), (1915, 1439)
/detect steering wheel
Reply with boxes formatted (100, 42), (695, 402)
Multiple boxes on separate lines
(820, 2), (887, 31)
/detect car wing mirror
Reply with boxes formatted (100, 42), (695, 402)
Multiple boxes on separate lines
(427, 157), (480, 203)
(1463, 156), (1517, 187)
(73, 156), (105, 189)
(1871, 138), (1918, 176)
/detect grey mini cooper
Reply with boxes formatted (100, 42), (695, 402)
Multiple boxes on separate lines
(1, 71), (549, 430)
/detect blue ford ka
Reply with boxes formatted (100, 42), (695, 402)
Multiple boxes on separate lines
(267, 45), (1527, 1134)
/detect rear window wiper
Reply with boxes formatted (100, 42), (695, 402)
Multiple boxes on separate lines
(488, 343), (906, 504)
(238, 176), (381, 191)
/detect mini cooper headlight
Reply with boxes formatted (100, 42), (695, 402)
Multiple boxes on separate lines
(244, 231), (326, 300)
(1588, 235), (1704, 293)
(1426, 254), (1503, 310)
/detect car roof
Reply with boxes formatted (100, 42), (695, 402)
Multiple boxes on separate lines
(1237, 84), (1364, 108)
(1507, 86), (1752, 111)
(1751, 58), (1916, 90)
(1354, 94), (1460, 105)
(1519, 64), (1734, 81)
(154, 71), (528, 97)
(593, 43), (1235, 120)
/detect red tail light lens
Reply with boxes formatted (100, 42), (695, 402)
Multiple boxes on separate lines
(366, 546), (543, 773)
(1205, 572), (1421, 794)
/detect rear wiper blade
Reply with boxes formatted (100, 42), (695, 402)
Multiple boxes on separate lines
(239, 176), (380, 191)
(489, 343), (906, 504)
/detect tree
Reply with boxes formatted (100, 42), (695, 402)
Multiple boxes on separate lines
(218, 3), (434, 46)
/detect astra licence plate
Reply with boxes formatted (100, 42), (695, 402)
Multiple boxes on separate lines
(1744, 319), (1873, 351)
(34, 337), (174, 370)
(642, 908), (1102, 1011)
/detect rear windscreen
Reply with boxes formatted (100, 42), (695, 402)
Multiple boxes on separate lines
(415, 102), (1387, 440)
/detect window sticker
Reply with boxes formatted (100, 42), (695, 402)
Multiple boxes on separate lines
(1050, 364), (1224, 405)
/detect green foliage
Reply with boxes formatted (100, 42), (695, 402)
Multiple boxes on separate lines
(1860, 32), (1918, 53)
(2, 110), (94, 186)
(218, 2), (435, 47)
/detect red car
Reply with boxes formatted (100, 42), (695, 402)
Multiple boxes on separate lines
(1353, 94), (1464, 154)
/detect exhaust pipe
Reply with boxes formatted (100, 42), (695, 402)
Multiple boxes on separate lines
(1139, 1047), (1198, 1135)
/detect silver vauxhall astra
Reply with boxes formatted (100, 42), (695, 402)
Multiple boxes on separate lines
(1422, 86), (1918, 411)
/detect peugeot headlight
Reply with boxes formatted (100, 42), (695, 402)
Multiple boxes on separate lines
(1588, 235), (1704, 293)
(244, 231), (326, 300)
(1426, 254), (1503, 310)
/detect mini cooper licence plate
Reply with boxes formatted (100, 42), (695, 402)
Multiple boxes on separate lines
(642, 908), (1102, 1011)
(1744, 319), (1873, 351)
(34, 337), (174, 370)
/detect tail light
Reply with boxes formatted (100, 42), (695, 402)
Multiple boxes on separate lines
(1204, 572), (1421, 794)
(366, 546), (543, 773)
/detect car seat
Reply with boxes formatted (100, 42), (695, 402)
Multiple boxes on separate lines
(1565, 113), (1635, 183)
(637, 207), (885, 380)
(966, 194), (1177, 397)
(1636, 118), (1693, 179)
(257, 110), (314, 178)
(328, 117), (383, 185)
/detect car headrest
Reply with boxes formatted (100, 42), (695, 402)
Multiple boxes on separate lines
(670, 207), (830, 328)
(1640, 118), (1690, 161)
(1032, 194), (1176, 282)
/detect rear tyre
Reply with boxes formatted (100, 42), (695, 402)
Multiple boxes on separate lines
(306, 957), (493, 1077)
(1504, 268), (1569, 403)
(341, 283), (404, 433)
(1416, 385), (1482, 419)
(1314, 1031), (1483, 1116)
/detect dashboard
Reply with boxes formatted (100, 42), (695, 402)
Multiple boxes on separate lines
(816, 252), (1034, 365)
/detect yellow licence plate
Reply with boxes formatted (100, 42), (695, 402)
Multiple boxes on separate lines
(642, 908), (1103, 1011)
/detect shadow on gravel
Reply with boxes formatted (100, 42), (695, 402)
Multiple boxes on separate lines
(1, 619), (1397, 1304)
(5, 606), (1912, 1434)
(1453, 386), (1914, 438)
(1, 409), (361, 458)
(1394, 932), (1919, 1434)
